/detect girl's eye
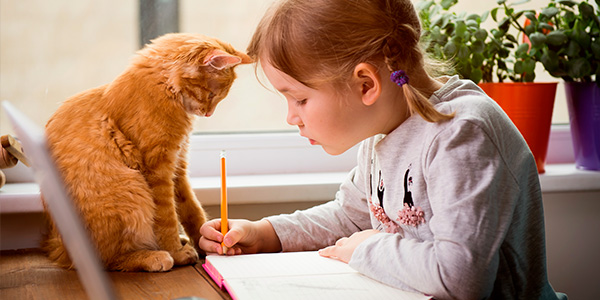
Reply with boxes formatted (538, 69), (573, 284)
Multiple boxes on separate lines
(297, 99), (307, 106)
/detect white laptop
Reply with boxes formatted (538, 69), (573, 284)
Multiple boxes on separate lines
(2, 101), (118, 300)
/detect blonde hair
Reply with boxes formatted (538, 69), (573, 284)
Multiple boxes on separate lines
(247, 0), (454, 123)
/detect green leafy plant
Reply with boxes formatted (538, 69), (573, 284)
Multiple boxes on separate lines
(419, 0), (497, 83)
(419, 0), (596, 84)
(417, 0), (536, 83)
(500, 0), (600, 85)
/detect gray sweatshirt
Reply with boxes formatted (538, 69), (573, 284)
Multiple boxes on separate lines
(266, 76), (560, 299)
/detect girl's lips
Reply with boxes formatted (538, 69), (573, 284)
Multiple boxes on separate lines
(300, 133), (317, 145)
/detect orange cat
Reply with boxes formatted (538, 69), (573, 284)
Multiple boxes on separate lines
(42, 33), (251, 272)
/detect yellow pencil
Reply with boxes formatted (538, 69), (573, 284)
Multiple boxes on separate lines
(220, 150), (228, 254)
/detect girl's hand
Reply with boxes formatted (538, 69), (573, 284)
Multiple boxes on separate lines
(318, 229), (380, 263)
(198, 219), (282, 255)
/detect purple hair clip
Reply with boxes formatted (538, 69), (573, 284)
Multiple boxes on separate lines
(390, 70), (409, 87)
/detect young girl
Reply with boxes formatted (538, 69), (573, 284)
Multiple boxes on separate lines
(199, 0), (563, 299)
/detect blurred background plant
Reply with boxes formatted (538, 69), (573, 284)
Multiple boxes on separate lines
(419, 0), (599, 84)
(511, 0), (600, 86)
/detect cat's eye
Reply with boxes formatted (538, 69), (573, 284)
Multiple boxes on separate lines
(208, 92), (216, 100)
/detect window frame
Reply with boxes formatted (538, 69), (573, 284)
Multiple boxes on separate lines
(188, 124), (574, 178)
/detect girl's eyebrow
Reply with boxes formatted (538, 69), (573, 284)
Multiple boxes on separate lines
(278, 88), (298, 97)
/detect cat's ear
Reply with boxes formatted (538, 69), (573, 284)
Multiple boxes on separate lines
(203, 49), (253, 70)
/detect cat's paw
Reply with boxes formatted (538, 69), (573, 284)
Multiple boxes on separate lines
(143, 250), (175, 272)
(179, 234), (190, 246)
(170, 243), (199, 266)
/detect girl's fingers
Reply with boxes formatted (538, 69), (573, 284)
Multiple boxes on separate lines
(200, 219), (223, 240)
(198, 219), (225, 254)
(318, 246), (337, 258)
(198, 234), (222, 254)
(222, 224), (245, 248)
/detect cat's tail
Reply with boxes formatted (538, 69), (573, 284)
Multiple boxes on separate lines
(41, 235), (75, 269)
(40, 198), (76, 269)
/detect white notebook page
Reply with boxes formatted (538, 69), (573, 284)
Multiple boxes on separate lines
(205, 251), (430, 300)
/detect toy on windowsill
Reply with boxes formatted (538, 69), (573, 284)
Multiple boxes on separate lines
(0, 134), (31, 188)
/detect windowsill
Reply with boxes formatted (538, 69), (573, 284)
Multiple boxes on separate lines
(1, 164), (599, 214)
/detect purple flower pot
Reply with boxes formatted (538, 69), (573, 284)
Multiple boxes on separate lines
(564, 81), (600, 170)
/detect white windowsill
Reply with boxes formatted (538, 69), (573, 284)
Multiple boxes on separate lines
(1, 164), (598, 214)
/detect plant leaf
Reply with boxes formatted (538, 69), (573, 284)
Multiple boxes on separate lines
(556, 0), (577, 7)
(458, 44), (470, 59)
(516, 43), (530, 58)
(475, 28), (488, 40)
(471, 68), (483, 83)
(491, 7), (499, 22)
(539, 23), (554, 32)
(525, 11), (537, 21)
(567, 57), (592, 78)
(525, 24), (536, 35)
(592, 39), (600, 59)
(472, 53), (484, 67)
(541, 48), (560, 73)
(471, 40), (486, 53)
(541, 7), (559, 18)
(456, 20), (468, 38)
(444, 41), (458, 57)
(529, 32), (547, 48)
(506, 34), (518, 44)
(546, 30), (568, 46)
(441, 0), (458, 10)
(466, 19), (479, 29)
(524, 72), (535, 82)
(566, 40), (581, 57)
(579, 2), (595, 19)
(499, 17), (511, 32)
(514, 60), (524, 74)
(512, 0), (531, 5)
(467, 13), (480, 21)
(523, 58), (536, 74)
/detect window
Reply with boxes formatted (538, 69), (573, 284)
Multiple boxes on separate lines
(0, 0), (573, 181)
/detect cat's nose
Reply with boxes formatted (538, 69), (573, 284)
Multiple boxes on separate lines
(205, 112), (212, 117)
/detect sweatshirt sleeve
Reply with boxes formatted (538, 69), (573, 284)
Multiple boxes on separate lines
(265, 152), (373, 252)
(348, 120), (524, 300)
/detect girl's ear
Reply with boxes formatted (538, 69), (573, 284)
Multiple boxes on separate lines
(203, 49), (253, 70)
(353, 63), (381, 106)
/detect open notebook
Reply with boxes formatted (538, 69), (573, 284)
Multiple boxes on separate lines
(203, 251), (431, 300)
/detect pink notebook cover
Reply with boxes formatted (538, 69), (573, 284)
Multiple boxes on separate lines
(202, 260), (239, 300)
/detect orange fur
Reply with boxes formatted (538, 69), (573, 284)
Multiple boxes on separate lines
(42, 33), (251, 272)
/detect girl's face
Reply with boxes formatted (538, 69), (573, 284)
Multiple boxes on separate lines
(262, 60), (382, 155)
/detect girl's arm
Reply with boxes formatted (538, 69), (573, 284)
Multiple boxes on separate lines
(265, 165), (373, 251)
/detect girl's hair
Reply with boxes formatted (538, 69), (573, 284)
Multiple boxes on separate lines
(247, 0), (454, 123)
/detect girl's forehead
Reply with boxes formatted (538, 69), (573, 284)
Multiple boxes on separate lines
(261, 60), (310, 94)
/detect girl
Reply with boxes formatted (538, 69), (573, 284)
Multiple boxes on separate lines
(199, 0), (563, 299)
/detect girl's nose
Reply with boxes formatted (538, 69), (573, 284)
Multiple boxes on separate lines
(286, 104), (302, 126)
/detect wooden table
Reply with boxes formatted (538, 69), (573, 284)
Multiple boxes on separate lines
(0, 249), (232, 300)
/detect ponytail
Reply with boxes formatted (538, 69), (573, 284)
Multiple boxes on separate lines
(385, 25), (454, 123)
(402, 83), (454, 123)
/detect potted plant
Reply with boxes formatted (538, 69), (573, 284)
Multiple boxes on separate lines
(514, 0), (600, 170)
(419, 0), (558, 173)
